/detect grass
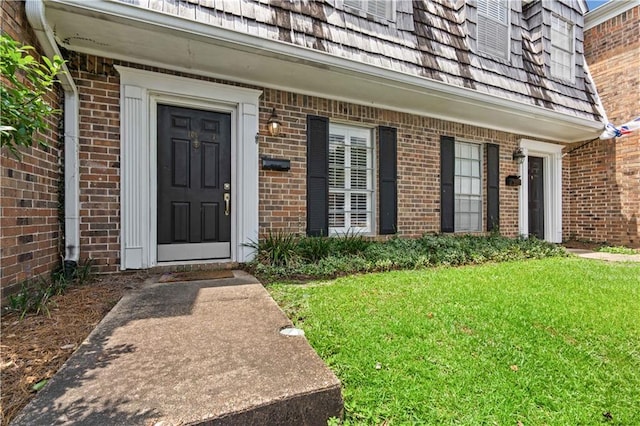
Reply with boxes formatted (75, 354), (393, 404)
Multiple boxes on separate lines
(598, 246), (640, 255)
(268, 257), (640, 424)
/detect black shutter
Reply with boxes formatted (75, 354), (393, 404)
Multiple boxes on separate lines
(379, 126), (397, 235)
(306, 115), (329, 236)
(440, 136), (455, 233)
(486, 143), (500, 232)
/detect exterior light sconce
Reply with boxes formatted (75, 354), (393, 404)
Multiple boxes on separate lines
(266, 108), (282, 137)
(512, 147), (526, 165)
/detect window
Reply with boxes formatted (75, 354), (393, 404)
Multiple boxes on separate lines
(551, 15), (574, 81)
(454, 142), (482, 232)
(328, 124), (374, 234)
(476, 0), (510, 60)
(344, 0), (394, 21)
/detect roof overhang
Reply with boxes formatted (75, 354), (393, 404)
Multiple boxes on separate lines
(46, 0), (603, 143)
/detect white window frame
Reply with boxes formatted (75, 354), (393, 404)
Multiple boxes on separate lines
(343, 0), (396, 21)
(454, 141), (483, 233)
(328, 123), (375, 235)
(550, 14), (575, 82)
(476, 0), (511, 61)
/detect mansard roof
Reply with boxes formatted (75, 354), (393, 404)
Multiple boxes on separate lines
(43, 0), (604, 141)
(122, 0), (600, 121)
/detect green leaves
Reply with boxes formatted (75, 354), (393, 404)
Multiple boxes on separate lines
(1, 34), (65, 159)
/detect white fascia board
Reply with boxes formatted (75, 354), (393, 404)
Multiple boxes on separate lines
(48, 0), (602, 141)
(585, 1), (639, 30)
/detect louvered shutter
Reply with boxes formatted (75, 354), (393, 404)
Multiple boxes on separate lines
(378, 126), (397, 235)
(440, 136), (455, 233)
(307, 115), (329, 236)
(486, 143), (500, 232)
(477, 0), (509, 59)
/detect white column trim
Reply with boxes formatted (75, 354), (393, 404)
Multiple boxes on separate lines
(121, 85), (148, 268)
(518, 139), (563, 243)
(116, 66), (262, 269)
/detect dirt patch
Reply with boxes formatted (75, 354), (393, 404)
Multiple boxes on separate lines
(0, 273), (147, 426)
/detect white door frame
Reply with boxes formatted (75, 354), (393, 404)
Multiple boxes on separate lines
(518, 139), (563, 243)
(116, 66), (261, 269)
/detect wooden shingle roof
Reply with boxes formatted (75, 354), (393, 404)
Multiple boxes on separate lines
(122, 0), (601, 121)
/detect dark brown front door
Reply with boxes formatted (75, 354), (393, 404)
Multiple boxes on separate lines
(528, 156), (544, 240)
(157, 105), (231, 261)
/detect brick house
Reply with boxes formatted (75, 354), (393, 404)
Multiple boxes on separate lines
(569, 2), (639, 247)
(2, 0), (610, 289)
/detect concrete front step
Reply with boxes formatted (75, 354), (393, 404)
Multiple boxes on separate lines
(11, 271), (343, 425)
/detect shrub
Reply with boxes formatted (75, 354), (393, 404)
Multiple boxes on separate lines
(245, 230), (300, 267)
(297, 236), (333, 262)
(1, 34), (64, 158)
(247, 233), (568, 283)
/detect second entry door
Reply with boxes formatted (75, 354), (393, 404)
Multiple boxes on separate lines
(157, 105), (232, 261)
(528, 156), (544, 240)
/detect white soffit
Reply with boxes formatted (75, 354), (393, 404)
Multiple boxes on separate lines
(46, 0), (603, 142)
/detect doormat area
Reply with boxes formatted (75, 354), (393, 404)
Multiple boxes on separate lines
(158, 270), (235, 283)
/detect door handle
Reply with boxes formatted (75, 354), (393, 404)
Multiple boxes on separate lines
(224, 193), (230, 216)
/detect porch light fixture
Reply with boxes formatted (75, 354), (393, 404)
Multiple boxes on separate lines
(512, 147), (526, 164)
(266, 108), (282, 137)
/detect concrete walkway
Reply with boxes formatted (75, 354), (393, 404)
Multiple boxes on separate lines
(567, 249), (640, 262)
(12, 271), (342, 426)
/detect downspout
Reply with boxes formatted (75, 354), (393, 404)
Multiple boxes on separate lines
(25, 0), (80, 273)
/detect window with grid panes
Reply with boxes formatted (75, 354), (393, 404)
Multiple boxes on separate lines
(455, 142), (482, 232)
(343, 0), (394, 20)
(328, 124), (374, 234)
(476, 0), (510, 60)
(551, 14), (574, 81)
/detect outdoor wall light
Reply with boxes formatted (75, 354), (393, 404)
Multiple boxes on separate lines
(512, 147), (526, 164)
(266, 108), (282, 137)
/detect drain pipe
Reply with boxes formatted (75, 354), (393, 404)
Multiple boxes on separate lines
(25, 0), (80, 274)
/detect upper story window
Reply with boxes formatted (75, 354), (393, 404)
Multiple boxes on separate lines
(550, 14), (574, 82)
(476, 0), (510, 60)
(344, 0), (395, 21)
(328, 124), (374, 235)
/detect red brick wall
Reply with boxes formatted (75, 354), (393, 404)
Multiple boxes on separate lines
(65, 54), (533, 272)
(260, 89), (523, 237)
(70, 55), (122, 273)
(572, 6), (640, 247)
(1, 1), (63, 293)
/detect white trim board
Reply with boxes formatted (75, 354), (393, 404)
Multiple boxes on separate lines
(116, 66), (261, 269)
(45, 0), (603, 142)
(585, 1), (639, 30)
(518, 139), (563, 243)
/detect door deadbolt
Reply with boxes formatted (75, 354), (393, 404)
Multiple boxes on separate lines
(223, 183), (231, 190)
(189, 131), (200, 149)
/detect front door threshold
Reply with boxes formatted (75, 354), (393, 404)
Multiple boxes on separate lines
(158, 242), (231, 262)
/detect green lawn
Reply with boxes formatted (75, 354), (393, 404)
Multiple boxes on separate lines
(268, 258), (640, 425)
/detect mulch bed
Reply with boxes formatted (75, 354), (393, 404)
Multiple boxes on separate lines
(0, 273), (148, 426)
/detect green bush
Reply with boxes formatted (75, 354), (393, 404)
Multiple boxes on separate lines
(245, 230), (300, 267)
(245, 232), (567, 282)
(1, 34), (64, 158)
